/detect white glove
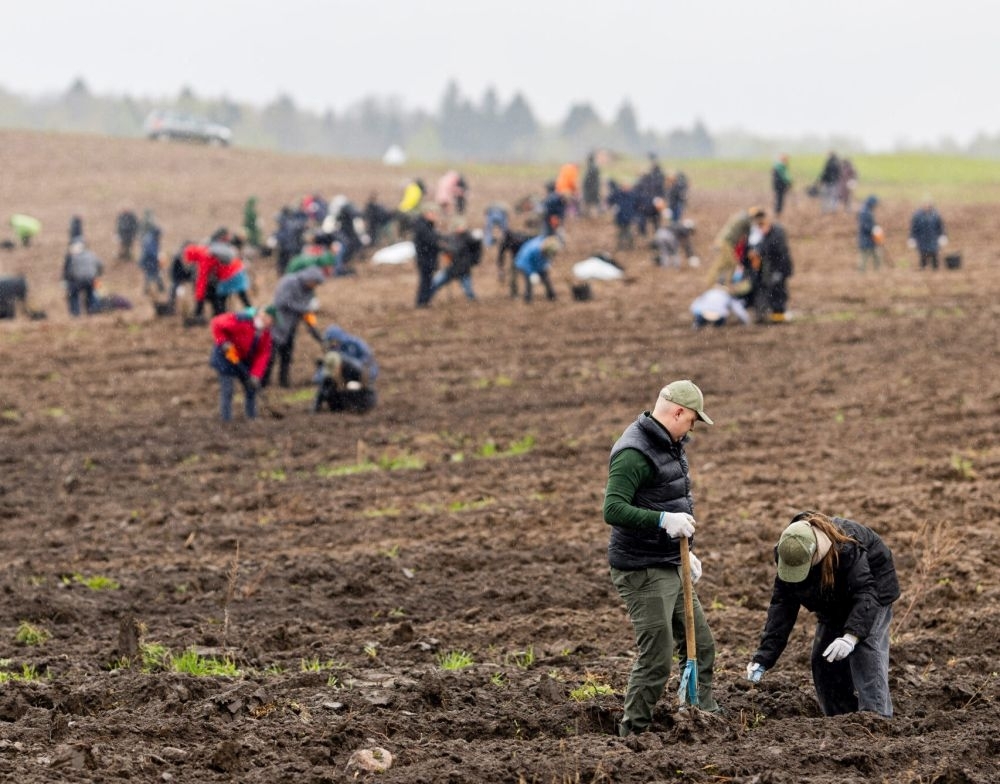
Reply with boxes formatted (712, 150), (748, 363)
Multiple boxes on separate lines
(658, 511), (695, 539)
(689, 552), (702, 584)
(907, 238), (917, 249)
(822, 633), (858, 662)
(938, 235), (948, 247)
(746, 662), (766, 683)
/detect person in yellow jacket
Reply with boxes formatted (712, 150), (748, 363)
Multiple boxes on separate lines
(398, 178), (426, 215)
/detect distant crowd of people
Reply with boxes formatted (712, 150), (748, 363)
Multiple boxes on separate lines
(0, 147), (957, 420)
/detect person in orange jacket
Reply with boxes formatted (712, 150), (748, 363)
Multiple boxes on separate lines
(209, 306), (274, 421)
(555, 162), (580, 219)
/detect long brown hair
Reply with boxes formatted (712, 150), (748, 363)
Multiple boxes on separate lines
(795, 511), (856, 592)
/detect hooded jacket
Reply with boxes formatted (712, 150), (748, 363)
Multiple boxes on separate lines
(272, 267), (324, 344)
(857, 197), (879, 250)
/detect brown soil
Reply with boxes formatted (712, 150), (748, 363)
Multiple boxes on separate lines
(0, 130), (998, 783)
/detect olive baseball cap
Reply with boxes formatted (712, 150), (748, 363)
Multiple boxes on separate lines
(776, 520), (818, 582)
(659, 380), (713, 424)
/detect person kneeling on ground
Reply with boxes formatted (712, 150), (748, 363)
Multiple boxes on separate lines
(689, 283), (750, 328)
(209, 306), (274, 422)
(312, 325), (378, 413)
(746, 511), (899, 718)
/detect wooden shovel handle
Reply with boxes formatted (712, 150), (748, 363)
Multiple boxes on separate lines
(679, 537), (697, 661)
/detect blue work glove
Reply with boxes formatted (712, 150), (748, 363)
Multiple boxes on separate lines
(658, 511), (695, 539)
(746, 662), (766, 683)
(822, 634), (858, 662)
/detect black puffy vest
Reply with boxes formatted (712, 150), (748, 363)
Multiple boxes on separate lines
(607, 413), (694, 570)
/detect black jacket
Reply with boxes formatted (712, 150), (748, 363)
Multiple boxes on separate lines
(442, 231), (482, 277)
(757, 223), (794, 281)
(411, 216), (441, 272)
(753, 518), (900, 669)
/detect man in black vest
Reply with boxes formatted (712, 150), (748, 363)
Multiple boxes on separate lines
(604, 380), (721, 735)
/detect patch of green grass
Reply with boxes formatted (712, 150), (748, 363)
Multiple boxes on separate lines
(279, 389), (315, 404)
(437, 650), (475, 671)
(506, 647), (535, 670)
(259, 468), (287, 481)
(569, 673), (615, 702)
(319, 451), (426, 476)
(474, 375), (513, 388)
(45, 407), (66, 418)
(140, 642), (171, 672)
(476, 435), (535, 459)
(170, 648), (240, 677)
(299, 656), (344, 674)
(378, 453), (425, 470)
(14, 622), (50, 646)
(363, 506), (402, 518)
(490, 672), (507, 687)
(1, 409), (20, 422)
(477, 440), (498, 458)
(950, 454), (976, 480)
(63, 573), (121, 591)
(318, 462), (379, 477)
(0, 663), (46, 683)
(447, 497), (494, 513)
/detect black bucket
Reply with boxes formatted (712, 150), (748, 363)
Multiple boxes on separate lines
(0, 275), (27, 319)
(945, 253), (962, 270)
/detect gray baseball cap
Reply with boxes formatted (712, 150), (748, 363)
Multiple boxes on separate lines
(659, 380), (713, 424)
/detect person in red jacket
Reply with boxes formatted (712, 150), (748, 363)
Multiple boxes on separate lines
(184, 243), (220, 324)
(184, 228), (248, 324)
(209, 306), (274, 421)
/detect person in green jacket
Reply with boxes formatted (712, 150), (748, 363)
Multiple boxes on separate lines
(604, 380), (721, 736)
(285, 235), (343, 277)
(772, 154), (792, 216)
(243, 197), (261, 249)
(10, 214), (41, 247)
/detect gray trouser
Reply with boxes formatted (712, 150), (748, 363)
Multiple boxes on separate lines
(611, 566), (718, 733)
(811, 604), (893, 717)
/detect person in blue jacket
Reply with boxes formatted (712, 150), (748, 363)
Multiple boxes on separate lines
(908, 199), (947, 270)
(312, 324), (378, 413)
(856, 195), (883, 272)
(139, 211), (164, 295)
(746, 511), (900, 718)
(513, 235), (560, 303)
(606, 180), (638, 250)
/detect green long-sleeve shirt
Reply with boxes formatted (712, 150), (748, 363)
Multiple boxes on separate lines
(603, 448), (663, 530)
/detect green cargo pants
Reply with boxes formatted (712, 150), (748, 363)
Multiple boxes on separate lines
(611, 565), (718, 734)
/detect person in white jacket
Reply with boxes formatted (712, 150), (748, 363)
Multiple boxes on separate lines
(689, 284), (750, 328)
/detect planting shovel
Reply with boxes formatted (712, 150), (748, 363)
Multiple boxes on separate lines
(258, 390), (285, 420)
(677, 536), (699, 708)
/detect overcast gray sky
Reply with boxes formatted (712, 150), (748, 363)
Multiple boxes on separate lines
(2, 0), (996, 150)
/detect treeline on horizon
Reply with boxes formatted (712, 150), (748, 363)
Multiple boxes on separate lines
(2, 78), (998, 162)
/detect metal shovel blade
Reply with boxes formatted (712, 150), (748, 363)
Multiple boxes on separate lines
(677, 657), (699, 706)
